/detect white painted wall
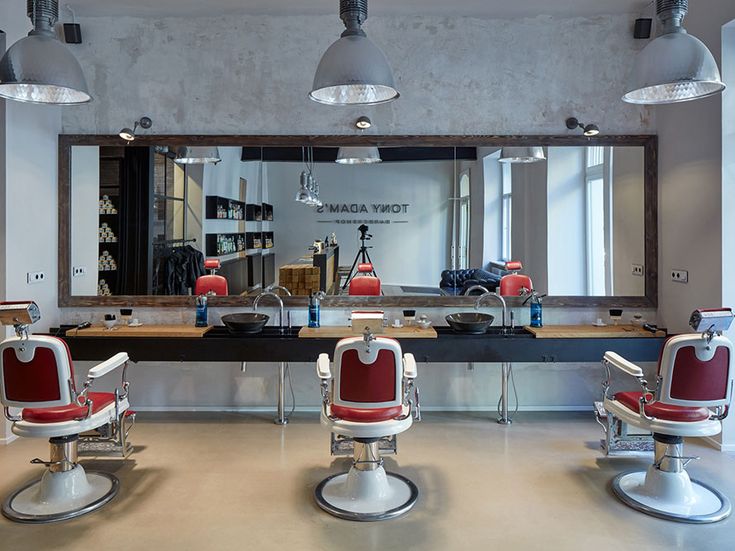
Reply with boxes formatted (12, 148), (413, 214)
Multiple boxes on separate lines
(547, 147), (586, 295)
(70, 146), (100, 296)
(0, 5), (63, 443)
(266, 160), (454, 287)
(720, 21), (735, 450)
(612, 147), (645, 296)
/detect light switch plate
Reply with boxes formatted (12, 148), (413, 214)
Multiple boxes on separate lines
(632, 264), (644, 277)
(671, 269), (689, 284)
(73, 266), (87, 277)
(27, 271), (45, 285)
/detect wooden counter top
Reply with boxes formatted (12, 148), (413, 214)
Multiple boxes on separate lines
(65, 324), (212, 338)
(524, 324), (666, 339)
(298, 326), (438, 339)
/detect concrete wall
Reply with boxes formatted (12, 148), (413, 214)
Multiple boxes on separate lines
(61, 14), (651, 135)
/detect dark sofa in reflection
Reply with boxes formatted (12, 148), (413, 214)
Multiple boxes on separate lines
(440, 269), (501, 296)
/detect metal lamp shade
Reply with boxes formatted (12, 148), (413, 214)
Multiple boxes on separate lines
(498, 147), (546, 164)
(336, 146), (382, 164)
(310, 34), (398, 106)
(0, 32), (91, 104)
(174, 147), (222, 165)
(623, 31), (725, 104)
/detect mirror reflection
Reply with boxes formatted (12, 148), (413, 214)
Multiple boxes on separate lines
(70, 144), (645, 298)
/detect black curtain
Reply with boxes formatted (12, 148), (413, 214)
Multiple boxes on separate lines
(117, 147), (151, 294)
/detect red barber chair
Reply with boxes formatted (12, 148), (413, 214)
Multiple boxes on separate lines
(195, 259), (229, 296)
(0, 302), (134, 523)
(499, 261), (533, 297)
(348, 263), (381, 296)
(600, 308), (734, 523)
(315, 334), (420, 520)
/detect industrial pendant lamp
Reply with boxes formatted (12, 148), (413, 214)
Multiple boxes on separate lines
(623, 0), (725, 104)
(174, 146), (222, 165)
(498, 147), (546, 164)
(336, 146), (382, 164)
(0, 0), (91, 104)
(310, 0), (399, 106)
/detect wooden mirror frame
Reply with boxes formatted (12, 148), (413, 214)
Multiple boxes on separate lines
(59, 134), (657, 309)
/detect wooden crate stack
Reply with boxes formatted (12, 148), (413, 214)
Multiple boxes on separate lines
(279, 264), (321, 296)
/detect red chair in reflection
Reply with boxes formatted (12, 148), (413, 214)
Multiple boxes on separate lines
(499, 261), (533, 297)
(195, 259), (228, 296)
(348, 263), (381, 296)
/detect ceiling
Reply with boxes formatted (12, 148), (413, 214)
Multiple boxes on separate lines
(66, 0), (652, 19)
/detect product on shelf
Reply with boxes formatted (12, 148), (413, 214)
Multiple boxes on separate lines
(98, 250), (117, 272)
(98, 222), (118, 243)
(278, 265), (321, 296)
(98, 195), (117, 214)
(97, 278), (112, 296)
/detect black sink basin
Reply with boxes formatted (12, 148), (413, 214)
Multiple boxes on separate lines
(221, 313), (269, 334)
(445, 312), (495, 334)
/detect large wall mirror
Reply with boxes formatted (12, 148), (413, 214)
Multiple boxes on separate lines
(59, 135), (657, 307)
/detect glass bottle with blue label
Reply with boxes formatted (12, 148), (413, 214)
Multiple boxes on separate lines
(195, 294), (208, 327)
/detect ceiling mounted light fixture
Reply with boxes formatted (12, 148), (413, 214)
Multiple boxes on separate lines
(336, 146), (382, 165)
(623, 0), (725, 104)
(309, 0), (399, 106)
(355, 116), (372, 129)
(499, 147), (546, 164)
(0, 0), (91, 104)
(566, 117), (600, 137)
(174, 146), (222, 165)
(118, 117), (152, 143)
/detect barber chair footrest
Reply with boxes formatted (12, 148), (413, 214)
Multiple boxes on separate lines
(331, 433), (397, 457)
(2, 465), (119, 524)
(612, 468), (731, 523)
(315, 467), (418, 521)
(78, 439), (133, 458)
(595, 401), (654, 456)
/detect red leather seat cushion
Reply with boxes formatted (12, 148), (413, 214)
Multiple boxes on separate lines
(22, 392), (116, 424)
(330, 404), (404, 423)
(615, 391), (711, 422)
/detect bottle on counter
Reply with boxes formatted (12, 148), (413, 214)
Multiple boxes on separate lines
(195, 294), (208, 327)
(308, 292), (326, 328)
(522, 289), (546, 328)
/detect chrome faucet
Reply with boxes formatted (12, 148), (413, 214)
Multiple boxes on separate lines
(254, 286), (291, 334)
(475, 291), (508, 331)
(464, 284), (490, 296)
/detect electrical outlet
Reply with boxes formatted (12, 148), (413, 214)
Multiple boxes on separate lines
(27, 271), (45, 285)
(671, 269), (689, 284)
(632, 264), (644, 277)
(73, 266), (87, 277)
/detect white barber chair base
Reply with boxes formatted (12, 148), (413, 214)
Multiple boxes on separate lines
(612, 467), (731, 524)
(315, 467), (418, 522)
(2, 464), (119, 524)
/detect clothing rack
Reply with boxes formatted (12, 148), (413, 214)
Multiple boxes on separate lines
(153, 238), (197, 248)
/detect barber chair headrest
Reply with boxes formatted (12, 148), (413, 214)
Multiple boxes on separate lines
(204, 259), (221, 270)
(505, 261), (523, 272)
(357, 263), (374, 273)
(689, 308), (734, 334)
(0, 301), (41, 327)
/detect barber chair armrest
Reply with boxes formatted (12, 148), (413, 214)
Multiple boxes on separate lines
(603, 351), (644, 378)
(316, 353), (332, 380)
(88, 352), (130, 380)
(403, 354), (418, 379)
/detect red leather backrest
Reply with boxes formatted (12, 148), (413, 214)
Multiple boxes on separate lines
(499, 274), (533, 297)
(204, 259), (221, 270)
(195, 274), (229, 296)
(1, 337), (76, 406)
(505, 261), (523, 271)
(357, 263), (373, 273)
(339, 349), (396, 403)
(669, 346), (730, 402)
(349, 276), (381, 296)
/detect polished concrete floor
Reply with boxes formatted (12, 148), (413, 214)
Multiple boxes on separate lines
(0, 412), (733, 550)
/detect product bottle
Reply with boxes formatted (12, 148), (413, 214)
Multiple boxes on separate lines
(523, 290), (545, 328)
(308, 293), (320, 328)
(195, 294), (208, 327)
